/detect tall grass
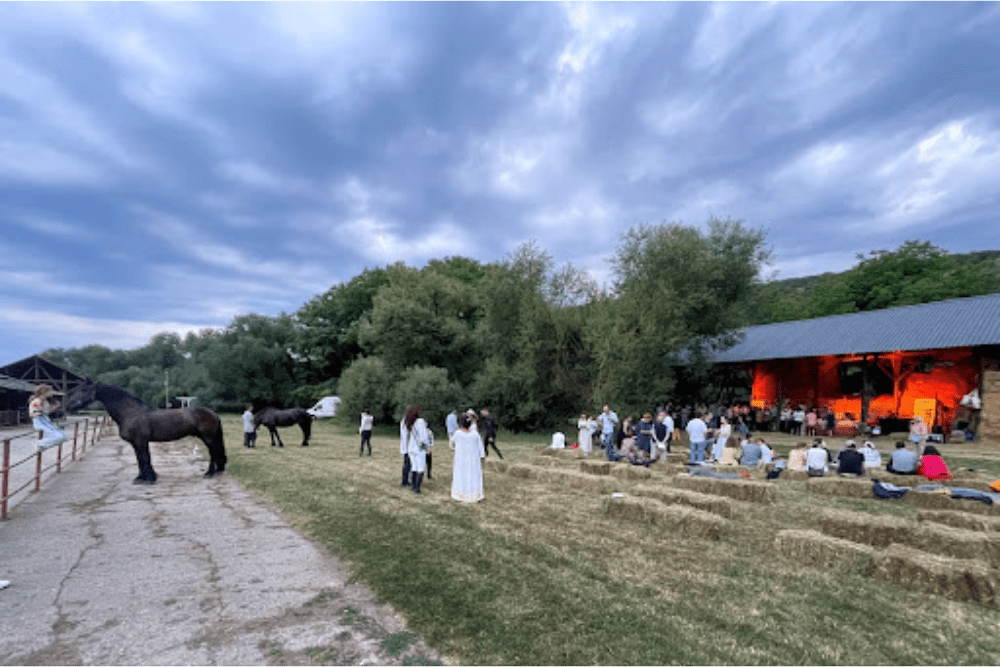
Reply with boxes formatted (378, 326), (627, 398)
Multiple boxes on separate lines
(223, 418), (1000, 665)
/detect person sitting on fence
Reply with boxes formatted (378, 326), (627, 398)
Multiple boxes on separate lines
(739, 437), (763, 467)
(860, 441), (882, 470)
(886, 441), (919, 475)
(30, 384), (67, 452)
(836, 441), (865, 476)
(787, 442), (809, 471)
(918, 445), (952, 481)
(806, 440), (829, 476)
(716, 436), (742, 466)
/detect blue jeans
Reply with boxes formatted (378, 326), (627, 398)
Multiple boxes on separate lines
(34, 415), (66, 449)
(603, 432), (618, 461)
(689, 438), (707, 464)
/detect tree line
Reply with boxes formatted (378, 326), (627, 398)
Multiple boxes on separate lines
(40, 225), (1000, 432)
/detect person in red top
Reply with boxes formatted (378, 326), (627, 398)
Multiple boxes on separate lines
(917, 445), (952, 481)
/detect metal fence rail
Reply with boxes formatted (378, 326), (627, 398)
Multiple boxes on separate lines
(1, 414), (110, 520)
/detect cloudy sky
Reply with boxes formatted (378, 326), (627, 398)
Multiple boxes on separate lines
(2, 2), (999, 363)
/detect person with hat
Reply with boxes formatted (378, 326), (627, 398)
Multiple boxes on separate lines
(30, 384), (67, 452)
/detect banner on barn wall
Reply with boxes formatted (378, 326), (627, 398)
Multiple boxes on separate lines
(913, 398), (936, 430)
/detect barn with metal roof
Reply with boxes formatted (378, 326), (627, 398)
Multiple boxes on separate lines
(701, 294), (1000, 439)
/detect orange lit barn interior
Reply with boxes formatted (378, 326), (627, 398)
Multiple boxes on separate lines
(697, 294), (1000, 441)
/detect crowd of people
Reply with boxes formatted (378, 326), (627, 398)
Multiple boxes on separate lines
(392, 405), (501, 503)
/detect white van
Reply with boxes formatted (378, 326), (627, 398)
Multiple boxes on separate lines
(307, 396), (341, 419)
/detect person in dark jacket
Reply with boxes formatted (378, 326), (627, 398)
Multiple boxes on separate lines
(480, 408), (503, 459)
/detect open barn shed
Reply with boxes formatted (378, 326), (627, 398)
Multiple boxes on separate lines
(0, 355), (89, 424)
(701, 294), (1000, 441)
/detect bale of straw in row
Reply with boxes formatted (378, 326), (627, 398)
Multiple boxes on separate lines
(672, 475), (777, 504)
(917, 510), (1000, 533)
(530, 456), (562, 468)
(483, 459), (508, 474)
(579, 460), (612, 476)
(818, 509), (1000, 567)
(872, 543), (998, 609)
(774, 529), (876, 575)
(611, 465), (652, 481)
(782, 470), (810, 482)
(805, 476), (873, 499)
(656, 462), (690, 476)
(902, 490), (1000, 515)
(632, 484), (735, 519)
(603, 495), (726, 540)
(506, 463), (537, 479)
(540, 448), (559, 457)
(535, 467), (620, 494)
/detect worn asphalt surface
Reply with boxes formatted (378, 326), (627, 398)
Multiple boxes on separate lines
(0, 431), (442, 666)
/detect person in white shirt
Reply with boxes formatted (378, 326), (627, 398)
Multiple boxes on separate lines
(806, 440), (829, 476)
(860, 441), (882, 470)
(686, 412), (709, 464)
(359, 411), (374, 456)
(242, 405), (256, 448)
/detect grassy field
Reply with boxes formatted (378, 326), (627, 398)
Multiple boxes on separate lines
(222, 417), (1000, 665)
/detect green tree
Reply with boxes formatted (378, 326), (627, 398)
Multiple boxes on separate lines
(337, 356), (394, 424)
(589, 217), (771, 412)
(391, 365), (465, 429)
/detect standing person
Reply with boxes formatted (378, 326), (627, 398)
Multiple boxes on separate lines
(242, 405), (256, 448)
(652, 411), (670, 460)
(399, 412), (412, 488)
(451, 413), (485, 502)
(578, 413), (593, 455)
(404, 404), (432, 493)
(712, 416), (731, 462)
(446, 410), (459, 447)
(599, 405), (620, 462)
(686, 411), (709, 465)
(635, 413), (654, 459)
(480, 409), (503, 458)
(359, 411), (373, 456)
(793, 405), (806, 436)
(30, 385), (66, 452)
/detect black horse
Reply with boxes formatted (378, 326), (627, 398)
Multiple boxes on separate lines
(253, 407), (313, 447)
(75, 381), (226, 484)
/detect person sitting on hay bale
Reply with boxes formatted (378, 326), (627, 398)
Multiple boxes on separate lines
(787, 442), (809, 472)
(918, 445), (952, 481)
(716, 436), (742, 466)
(758, 438), (774, 466)
(887, 441), (919, 475)
(836, 441), (865, 476)
(860, 441), (882, 470)
(739, 437), (763, 467)
(806, 440), (829, 477)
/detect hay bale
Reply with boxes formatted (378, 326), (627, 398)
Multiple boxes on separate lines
(537, 468), (620, 494)
(672, 475), (777, 504)
(902, 490), (1000, 515)
(540, 448), (559, 457)
(579, 460), (612, 476)
(632, 484), (735, 519)
(917, 510), (1000, 533)
(603, 495), (726, 540)
(655, 462), (690, 476)
(774, 529), (876, 575)
(531, 456), (562, 468)
(805, 476), (873, 499)
(818, 509), (1000, 567)
(611, 465), (653, 481)
(483, 459), (508, 474)
(817, 508), (908, 548)
(506, 463), (537, 479)
(782, 470), (810, 481)
(873, 543), (999, 609)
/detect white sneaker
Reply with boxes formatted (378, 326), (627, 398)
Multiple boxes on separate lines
(0, 580), (9, 590)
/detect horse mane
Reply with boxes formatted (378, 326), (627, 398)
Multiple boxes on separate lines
(96, 383), (151, 410)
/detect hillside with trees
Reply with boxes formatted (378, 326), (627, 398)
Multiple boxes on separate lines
(39, 231), (1000, 431)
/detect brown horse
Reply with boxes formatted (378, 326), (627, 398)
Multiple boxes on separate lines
(76, 382), (226, 484)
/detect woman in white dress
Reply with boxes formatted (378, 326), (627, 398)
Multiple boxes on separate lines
(712, 416), (731, 462)
(577, 413), (592, 454)
(451, 413), (485, 502)
(404, 404), (432, 494)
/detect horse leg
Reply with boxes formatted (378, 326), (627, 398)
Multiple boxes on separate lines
(202, 436), (226, 477)
(131, 439), (157, 484)
(301, 421), (311, 447)
(273, 427), (285, 448)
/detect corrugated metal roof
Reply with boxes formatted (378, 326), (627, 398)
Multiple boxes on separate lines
(705, 293), (1000, 363)
(0, 374), (37, 393)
